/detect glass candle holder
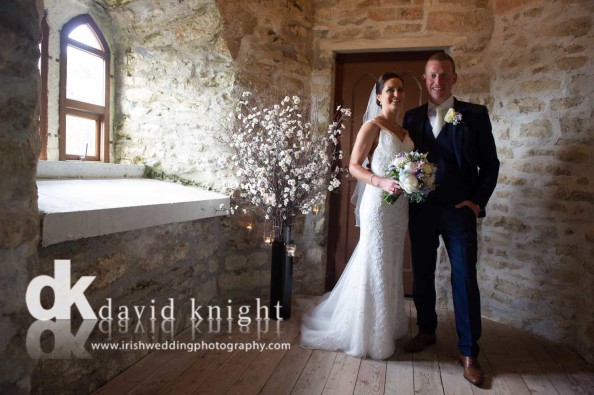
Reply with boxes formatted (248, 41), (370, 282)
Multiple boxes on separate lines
(286, 244), (296, 257)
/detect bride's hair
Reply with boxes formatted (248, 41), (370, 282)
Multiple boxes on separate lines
(375, 72), (403, 106)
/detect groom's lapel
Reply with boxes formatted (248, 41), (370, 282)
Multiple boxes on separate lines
(415, 103), (429, 147)
(452, 98), (465, 169)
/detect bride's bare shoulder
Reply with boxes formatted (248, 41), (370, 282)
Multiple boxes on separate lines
(369, 117), (385, 128)
(360, 119), (381, 134)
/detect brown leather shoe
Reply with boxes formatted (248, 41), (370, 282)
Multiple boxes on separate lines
(457, 354), (484, 387)
(402, 333), (436, 353)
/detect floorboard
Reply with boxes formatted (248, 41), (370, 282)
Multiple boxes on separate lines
(353, 359), (386, 395)
(259, 335), (312, 395)
(322, 353), (361, 395)
(93, 299), (594, 395)
(435, 309), (474, 395)
(291, 349), (337, 395)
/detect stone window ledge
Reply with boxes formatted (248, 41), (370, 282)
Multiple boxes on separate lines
(37, 160), (146, 179)
(37, 162), (230, 247)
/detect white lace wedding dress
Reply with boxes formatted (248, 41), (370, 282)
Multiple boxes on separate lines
(301, 125), (414, 360)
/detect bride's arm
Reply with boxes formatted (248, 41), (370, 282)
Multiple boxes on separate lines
(349, 122), (402, 195)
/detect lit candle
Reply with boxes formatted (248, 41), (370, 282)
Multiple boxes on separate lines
(264, 236), (272, 245)
(312, 204), (320, 215)
(246, 223), (253, 231)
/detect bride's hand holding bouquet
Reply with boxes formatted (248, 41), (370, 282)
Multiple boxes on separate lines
(375, 176), (403, 199)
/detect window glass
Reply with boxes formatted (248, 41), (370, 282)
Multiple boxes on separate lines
(60, 15), (110, 162)
(68, 24), (102, 50)
(66, 45), (105, 106)
(65, 114), (97, 157)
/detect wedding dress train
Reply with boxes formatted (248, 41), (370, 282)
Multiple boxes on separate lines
(301, 126), (414, 360)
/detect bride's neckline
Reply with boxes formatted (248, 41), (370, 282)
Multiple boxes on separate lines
(368, 119), (408, 143)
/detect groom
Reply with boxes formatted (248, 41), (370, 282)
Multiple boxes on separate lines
(402, 52), (499, 387)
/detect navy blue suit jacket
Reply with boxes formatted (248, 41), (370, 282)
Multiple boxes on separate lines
(403, 98), (500, 217)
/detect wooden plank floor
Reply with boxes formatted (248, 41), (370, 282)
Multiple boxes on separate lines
(94, 299), (594, 395)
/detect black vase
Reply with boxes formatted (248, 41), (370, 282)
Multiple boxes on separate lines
(269, 226), (293, 320)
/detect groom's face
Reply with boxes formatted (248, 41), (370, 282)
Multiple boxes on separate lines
(423, 60), (457, 105)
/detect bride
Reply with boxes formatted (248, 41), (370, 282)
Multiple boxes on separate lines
(301, 73), (414, 360)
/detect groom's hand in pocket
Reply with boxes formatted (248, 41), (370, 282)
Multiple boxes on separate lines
(455, 200), (480, 217)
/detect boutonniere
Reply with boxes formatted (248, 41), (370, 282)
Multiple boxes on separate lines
(444, 108), (462, 125)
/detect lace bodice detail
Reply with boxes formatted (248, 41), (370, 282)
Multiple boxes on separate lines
(370, 127), (415, 176)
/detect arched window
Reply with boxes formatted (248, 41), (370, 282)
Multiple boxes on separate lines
(59, 15), (110, 161)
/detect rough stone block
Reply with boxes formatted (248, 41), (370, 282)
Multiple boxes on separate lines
(368, 6), (422, 22)
(455, 73), (490, 93)
(382, 0), (414, 5)
(519, 78), (561, 93)
(383, 23), (422, 34)
(559, 117), (589, 135)
(498, 174), (527, 186)
(550, 96), (584, 111)
(556, 148), (588, 164)
(89, 253), (127, 289)
(0, 214), (38, 249)
(491, 215), (531, 233)
(543, 16), (591, 38)
(427, 10), (492, 32)
(217, 269), (269, 293)
(506, 97), (544, 113)
(555, 56), (588, 71)
(494, 0), (539, 15)
(517, 119), (553, 139)
(224, 251), (268, 271)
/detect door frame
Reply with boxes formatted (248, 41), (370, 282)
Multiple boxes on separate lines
(325, 50), (441, 291)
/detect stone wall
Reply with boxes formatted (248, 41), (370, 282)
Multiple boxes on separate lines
(311, 0), (593, 362)
(486, 0), (594, 364)
(0, 0), (42, 393)
(107, 0), (314, 189)
(214, 0), (326, 296)
(108, 0), (235, 188)
(106, 0), (326, 298)
(0, 0), (43, 393)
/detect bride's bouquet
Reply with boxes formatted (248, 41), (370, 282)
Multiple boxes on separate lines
(382, 151), (437, 205)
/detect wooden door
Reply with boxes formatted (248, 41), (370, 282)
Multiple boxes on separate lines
(326, 51), (436, 295)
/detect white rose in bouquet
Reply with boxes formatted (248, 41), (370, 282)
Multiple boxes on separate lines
(392, 155), (408, 168)
(403, 161), (416, 174)
(401, 175), (420, 194)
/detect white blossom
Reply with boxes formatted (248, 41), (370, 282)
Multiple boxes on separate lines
(223, 91), (350, 227)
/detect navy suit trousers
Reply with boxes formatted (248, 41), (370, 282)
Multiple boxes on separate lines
(408, 202), (482, 357)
